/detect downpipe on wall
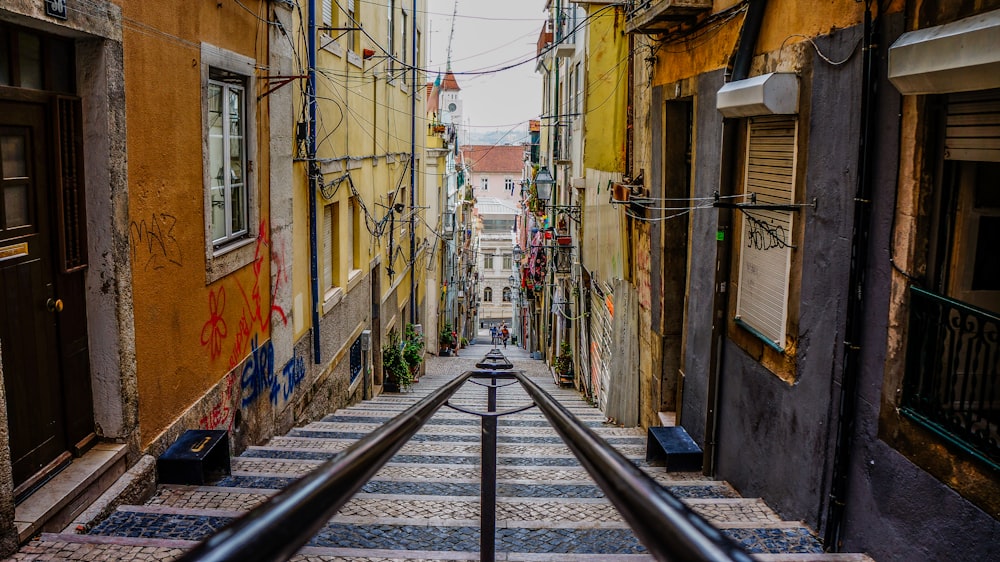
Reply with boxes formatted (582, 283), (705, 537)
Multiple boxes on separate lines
(308, 0), (322, 364)
(409, 0), (417, 326)
(824, 0), (879, 550)
(704, 0), (766, 477)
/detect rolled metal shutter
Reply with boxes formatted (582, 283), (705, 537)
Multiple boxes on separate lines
(735, 115), (796, 348)
(946, 88), (1000, 162)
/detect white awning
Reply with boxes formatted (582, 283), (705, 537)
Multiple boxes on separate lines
(716, 73), (799, 118)
(889, 9), (1000, 95)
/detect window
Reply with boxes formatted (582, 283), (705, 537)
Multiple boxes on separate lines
(482, 177), (488, 191)
(387, 0), (395, 77)
(348, 0), (358, 52)
(350, 197), (362, 272)
(734, 115), (797, 349)
(502, 253), (512, 269)
(483, 287), (493, 302)
(202, 44), (257, 283)
(502, 287), (512, 302)
(505, 177), (515, 193)
(322, 0), (333, 26)
(208, 68), (249, 247)
(402, 10), (408, 68)
(323, 202), (341, 296)
(484, 253), (494, 270)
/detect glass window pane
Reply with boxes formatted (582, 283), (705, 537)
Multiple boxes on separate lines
(4, 184), (28, 228)
(230, 182), (245, 235)
(211, 186), (226, 242)
(0, 28), (10, 86)
(228, 89), (242, 135)
(47, 38), (73, 93)
(1, 135), (27, 179)
(972, 216), (1000, 291)
(17, 32), (41, 89)
(208, 83), (223, 133)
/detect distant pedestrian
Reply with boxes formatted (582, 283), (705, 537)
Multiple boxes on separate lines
(490, 325), (498, 346)
(501, 326), (509, 349)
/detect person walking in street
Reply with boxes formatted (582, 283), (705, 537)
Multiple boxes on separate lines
(501, 324), (509, 349)
(490, 325), (498, 347)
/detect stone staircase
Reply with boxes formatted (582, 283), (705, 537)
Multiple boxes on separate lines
(9, 345), (872, 561)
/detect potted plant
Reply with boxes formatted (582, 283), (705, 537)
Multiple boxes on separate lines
(382, 328), (412, 392)
(439, 322), (455, 356)
(402, 323), (424, 382)
(554, 341), (573, 386)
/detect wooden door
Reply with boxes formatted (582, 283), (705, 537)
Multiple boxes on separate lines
(0, 98), (91, 495)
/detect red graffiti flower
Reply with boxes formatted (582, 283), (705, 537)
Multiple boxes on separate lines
(201, 286), (228, 361)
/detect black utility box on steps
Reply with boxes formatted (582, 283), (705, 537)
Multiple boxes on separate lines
(157, 429), (231, 485)
(646, 426), (702, 471)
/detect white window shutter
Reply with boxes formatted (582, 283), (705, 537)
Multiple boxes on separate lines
(735, 115), (796, 348)
(323, 204), (333, 291)
(322, 0), (333, 26)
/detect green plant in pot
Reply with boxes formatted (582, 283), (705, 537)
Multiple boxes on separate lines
(439, 322), (455, 356)
(403, 323), (425, 381)
(382, 328), (413, 392)
(555, 341), (573, 384)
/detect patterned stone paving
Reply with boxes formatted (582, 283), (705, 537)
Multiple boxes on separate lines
(210, 474), (739, 500)
(289, 429), (645, 446)
(13, 342), (859, 560)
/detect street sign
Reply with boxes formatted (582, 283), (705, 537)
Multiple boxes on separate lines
(45, 0), (67, 20)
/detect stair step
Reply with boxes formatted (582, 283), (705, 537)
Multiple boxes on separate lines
(228, 457), (704, 484)
(287, 428), (645, 446)
(18, 533), (655, 561)
(240, 446), (648, 467)
(85, 506), (822, 555)
(146, 486), (776, 524)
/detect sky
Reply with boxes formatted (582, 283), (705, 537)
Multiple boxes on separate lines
(425, 0), (546, 144)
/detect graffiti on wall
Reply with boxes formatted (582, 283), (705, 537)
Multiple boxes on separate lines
(239, 338), (306, 409)
(199, 219), (289, 367)
(199, 343), (307, 430)
(130, 213), (183, 271)
(200, 370), (237, 430)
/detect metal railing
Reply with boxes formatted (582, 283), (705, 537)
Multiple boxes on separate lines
(177, 358), (753, 562)
(902, 286), (1000, 470)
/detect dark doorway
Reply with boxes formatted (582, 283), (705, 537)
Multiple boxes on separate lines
(0, 97), (94, 499)
(657, 99), (693, 415)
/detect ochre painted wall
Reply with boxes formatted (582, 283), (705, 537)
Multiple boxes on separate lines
(118, 0), (273, 447)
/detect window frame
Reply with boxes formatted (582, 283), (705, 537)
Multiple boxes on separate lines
(201, 44), (258, 284)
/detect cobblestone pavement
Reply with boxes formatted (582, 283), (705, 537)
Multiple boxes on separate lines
(10, 338), (863, 561)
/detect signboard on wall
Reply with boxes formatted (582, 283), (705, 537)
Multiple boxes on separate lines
(45, 0), (68, 19)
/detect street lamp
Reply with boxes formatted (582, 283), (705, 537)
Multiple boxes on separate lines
(534, 168), (555, 202)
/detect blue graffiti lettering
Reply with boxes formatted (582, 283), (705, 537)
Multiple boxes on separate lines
(280, 356), (306, 402)
(240, 337), (275, 408)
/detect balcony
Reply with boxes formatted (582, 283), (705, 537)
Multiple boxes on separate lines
(626, 0), (712, 34)
(901, 286), (1000, 470)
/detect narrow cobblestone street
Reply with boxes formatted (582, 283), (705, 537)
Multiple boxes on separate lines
(9, 337), (870, 561)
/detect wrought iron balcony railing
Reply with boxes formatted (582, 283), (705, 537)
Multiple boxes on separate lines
(902, 286), (1000, 470)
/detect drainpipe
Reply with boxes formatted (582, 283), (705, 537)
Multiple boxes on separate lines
(308, 0), (322, 363)
(409, 0), (418, 326)
(824, 0), (878, 550)
(703, 0), (767, 477)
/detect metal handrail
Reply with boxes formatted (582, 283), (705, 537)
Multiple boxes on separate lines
(177, 365), (753, 562)
(176, 371), (474, 562)
(514, 372), (754, 562)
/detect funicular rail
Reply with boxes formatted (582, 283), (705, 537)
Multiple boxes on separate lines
(177, 364), (752, 562)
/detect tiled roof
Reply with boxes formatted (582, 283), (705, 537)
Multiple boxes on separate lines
(441, 71), (460, 91)
(476, 197), (519, 215)
(461, 145), (525, 173)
